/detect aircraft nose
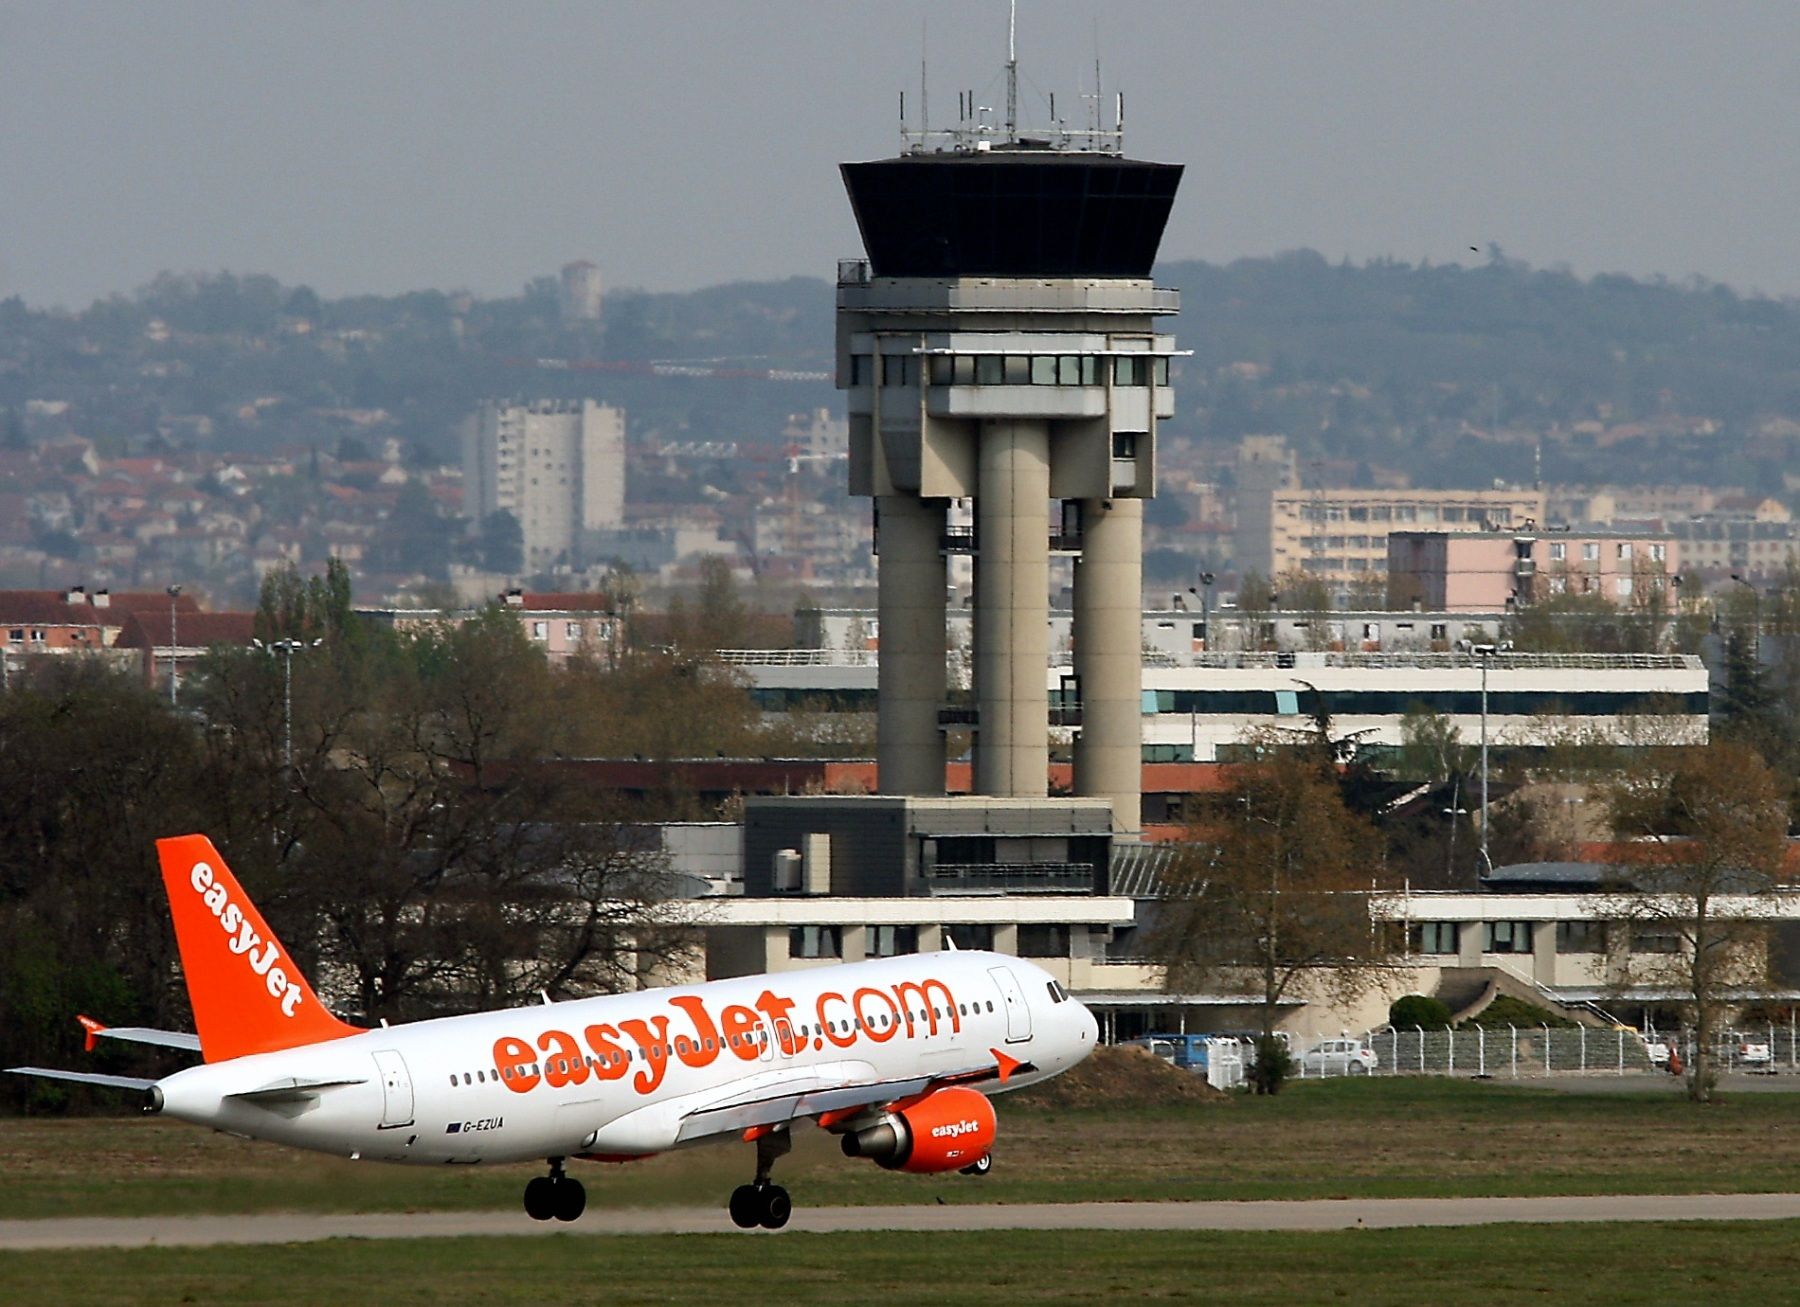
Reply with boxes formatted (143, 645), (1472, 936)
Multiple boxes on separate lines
(1072, 998), (1098, 1048)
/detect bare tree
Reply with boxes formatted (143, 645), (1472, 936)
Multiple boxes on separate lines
(1151, 740), (1392, 1089)
(1604, 741), (1788, 1103)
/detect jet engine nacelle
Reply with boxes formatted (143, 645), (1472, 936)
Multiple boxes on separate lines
(839, 1086), (996, 1173)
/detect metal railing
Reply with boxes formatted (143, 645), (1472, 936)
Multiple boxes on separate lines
(926, 862), (1097, 893)
(1289, 1020), (1800, 1080)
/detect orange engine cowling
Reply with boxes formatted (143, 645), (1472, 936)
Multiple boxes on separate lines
(839, 1086), (997, 1173)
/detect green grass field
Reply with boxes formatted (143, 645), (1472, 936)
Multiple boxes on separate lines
(3, 1223), (1798, 1306)
(6, 1077), (1800, 1219)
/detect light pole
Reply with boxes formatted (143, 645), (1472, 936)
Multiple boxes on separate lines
(1471, 642), (1497, 877)
(255, 637), (322, 775)
(1188, 570), (1216, 650)
(165, 584), (183, 707)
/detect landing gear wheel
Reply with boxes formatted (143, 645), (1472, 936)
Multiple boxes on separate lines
(728, 1184), (761, 1229)
(523, 1175), (556, 1221)
(552, 1177), (587, 1223)
(959, 1153), (993, 1177)
(757, 1183), (792, 1230)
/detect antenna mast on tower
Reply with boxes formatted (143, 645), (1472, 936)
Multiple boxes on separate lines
(1005, 0), (1019, 143)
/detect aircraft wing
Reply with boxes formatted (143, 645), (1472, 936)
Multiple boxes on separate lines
(77, 1016), (201, 1054)
(672, 1048), (1035, 1145)
(5, 1066), (158, 1092)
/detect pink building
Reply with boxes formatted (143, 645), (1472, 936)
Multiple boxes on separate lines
(1389, 530), (1679, 612)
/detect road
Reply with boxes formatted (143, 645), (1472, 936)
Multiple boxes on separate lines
(6, 1193), (1800, 1250)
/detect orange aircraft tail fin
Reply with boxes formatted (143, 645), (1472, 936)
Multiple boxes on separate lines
(156, 834), (357, 1063)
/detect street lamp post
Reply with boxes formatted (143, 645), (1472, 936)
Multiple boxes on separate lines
(165, 584), (183, 708)
(1188, 570), (1217, 650)
(256, 637), (322, 775)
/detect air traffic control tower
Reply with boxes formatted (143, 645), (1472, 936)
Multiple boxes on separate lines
(837, 96), (1183, 834)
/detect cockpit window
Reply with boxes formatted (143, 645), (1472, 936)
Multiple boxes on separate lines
(1045, 980), (1069, 1003)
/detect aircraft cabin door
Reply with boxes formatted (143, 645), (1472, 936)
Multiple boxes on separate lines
(372, 1049), (414, 1129)
(988, 966), (1033, 1044)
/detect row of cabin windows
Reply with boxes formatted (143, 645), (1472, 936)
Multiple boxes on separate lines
(445, 998), (1005, 1086)
(847, 354), (1169, 388)
(1408, 921), (1682, 956)
(789, 923), (1071, 960)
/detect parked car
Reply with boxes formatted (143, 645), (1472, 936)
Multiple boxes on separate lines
(1640, 1032), (1671, 1066)
(1296, 1037), (1379, 1075)
(1124, 1034), (1241, 1074)
(1734, 1037), (1774, 1070)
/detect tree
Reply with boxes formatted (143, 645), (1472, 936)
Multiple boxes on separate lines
(1150, 741), (1391, 1091)
(478, 510), (524, 575)
(0, 662), (212, 1107)
(1604, 741), (1788, 1103)
(194, 590), (695, 1021)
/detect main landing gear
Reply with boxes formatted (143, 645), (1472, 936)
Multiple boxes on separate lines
(523, 1157), (587, 1223)
(959, 1153), (993, 1176)
(728, 1128), (793, 1230)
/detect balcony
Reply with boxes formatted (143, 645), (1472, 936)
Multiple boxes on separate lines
(926, 862), (1099, 894)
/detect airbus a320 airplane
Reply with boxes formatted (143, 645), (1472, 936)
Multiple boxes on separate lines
(8, 835), (1098, 1228)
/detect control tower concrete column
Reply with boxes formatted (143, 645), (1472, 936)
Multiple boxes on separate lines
(876, 494), (948, 795)
(1072, 496), (1144, 832)
(974, 420), (1050, 797)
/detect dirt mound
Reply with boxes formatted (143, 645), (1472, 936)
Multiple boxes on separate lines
(1009, 1044), (1225, 1109)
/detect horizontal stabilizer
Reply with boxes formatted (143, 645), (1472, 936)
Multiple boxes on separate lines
(5, 1066), (157, 1092)
(77, 1017), (201, 1054)
(226, 1076), (368, 1105)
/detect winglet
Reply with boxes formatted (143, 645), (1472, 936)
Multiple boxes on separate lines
(156, 834), (358, 1063)
(990, 1048), (1024, 1084)
(76, 1015), (104, 1053)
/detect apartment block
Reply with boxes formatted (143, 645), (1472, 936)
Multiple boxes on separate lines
(461, 400), (625, 571)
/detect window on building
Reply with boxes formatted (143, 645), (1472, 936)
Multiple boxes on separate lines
(1056, 355), (1083, 385)
(1618, 542), (1634, 561)
(1556, 921), (1606, 954)
(927, 356), (953, 385)
(1113, 432), (1139, 460)
(1152, 357), (1170, 386)
(1003, 355), (1030, 385)
(1409, 922), (1459, 955)
(1548, 576), (1567, 595)
(866, 925), (917, 958)
(1650, 542), (1667, 562)
(1430, 623), (1448, 641)
(531, 621), (549, 640)
(788, 926), (842, 959)
(1582, 542), (1600, 561)
(1616, 576), (1634, 598)
(566, 622), (583, 641)
(1484, 921), (1533, 954)
(945, 924), (994, 950)
(975, 355), (1004, 385)
(1018, 924), (1070, 958)
(1632, 928), (1684, 954)
(1549, 542), (1566, 561)
(1113, 356), (1146, 386)
(1030, 356), (1057, 385)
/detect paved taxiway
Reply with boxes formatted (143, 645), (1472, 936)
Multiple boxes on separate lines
(7, 1194), (1800, 1250)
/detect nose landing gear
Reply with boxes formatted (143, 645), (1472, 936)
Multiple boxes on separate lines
(727, 1127), (793, 1229)
(523, 1157), (587, 1223)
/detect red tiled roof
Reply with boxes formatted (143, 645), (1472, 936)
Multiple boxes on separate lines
(114, 610), (257, 650)
(516, 592), (613, 612)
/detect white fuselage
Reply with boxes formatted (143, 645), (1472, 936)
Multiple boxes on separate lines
(153, 951), (1096, 1166)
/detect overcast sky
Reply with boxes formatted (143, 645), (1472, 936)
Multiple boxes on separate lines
(3, 1), (1798, 308)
